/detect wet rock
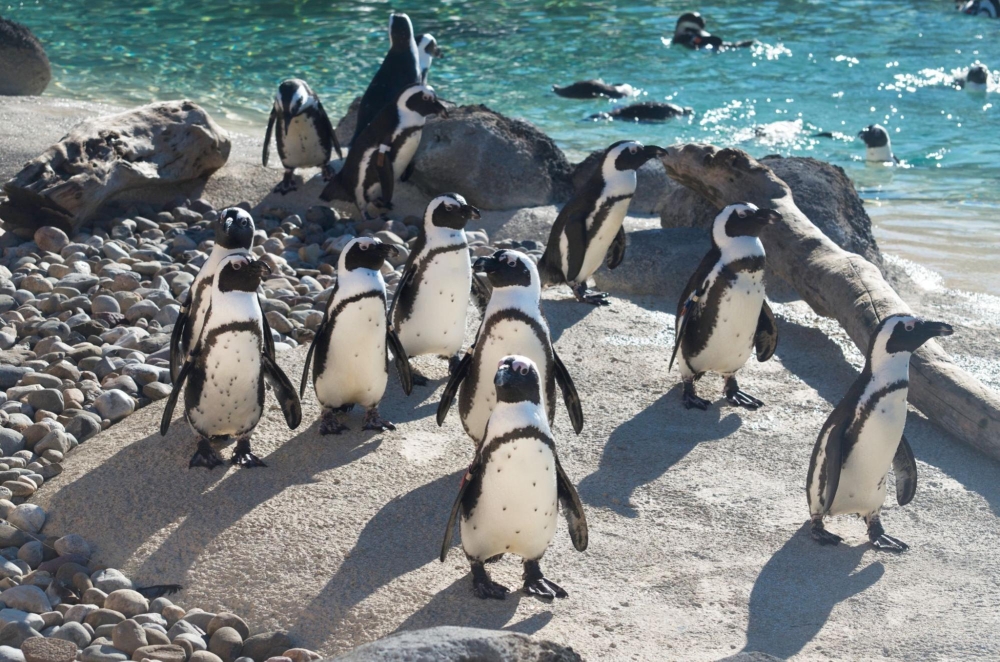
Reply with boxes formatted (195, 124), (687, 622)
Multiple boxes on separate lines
(0, 18), (51, 95)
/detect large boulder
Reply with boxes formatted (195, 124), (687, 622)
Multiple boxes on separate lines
(0, 100), (230, 235)
(330, 626), (581, 662)
(0, 18), (50, 96)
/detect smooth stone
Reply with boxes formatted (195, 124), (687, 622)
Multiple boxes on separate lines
(93, 391), (134, 424)
(102, 593), (146, 620)
(1, 482), (34, 498)
(179, 612), (213, 633)
(81, 589), (106, 607)
(34, 431), (69, 455)
(0, 621), (41, 647)
(81, 646), (128, 662)
(0, 586), (50, 614)
(206, 615), (248, 640)
(188, 653), (221, 662)
(64, 416), (101, 443)
(0, 560), (21, 580)
(7, 504), (44, 534)
(166, 620), (202, 642)
(82, 610), (125, 629)
(0, 431), (24, 457)
(53, 535), (90, 559)
(110, 621), (146, 656)
(141, 628), (169, 647)
(0, 645), (24, 662)
(130, 615), (165, 629)
(0, 610), (44, 631)
(171, 634), (204, 653)
(147, 599), (171, 617)
(239, 633), (293, 662)
(207, 628), (241, 662)
(160, 607), (185, 630)
(129, 645), (185, 662)
(34, 229), (70, 256)
(16, 542), (43, 570)
(281, 651), (320, 662)
(51, 621), (91, 650)
(62, 605), (98, 624)
(90, 297), (120, 315)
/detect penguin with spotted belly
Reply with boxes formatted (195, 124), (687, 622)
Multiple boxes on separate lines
(669, 203), (781, 411)
(161, 255), (302, 469)
(437, 249), (584, 444)
(807, 314), (953, 551)
(352, 13), (421, 144)
(440, 355), (588, 600)
(263, 79), (342, 195)
(538, 140), (666, 305)
(301, 237), (413, 434)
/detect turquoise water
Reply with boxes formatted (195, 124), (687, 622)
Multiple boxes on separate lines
(5, 0), (999, 292)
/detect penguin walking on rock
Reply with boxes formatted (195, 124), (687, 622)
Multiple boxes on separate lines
(353, 13), (421, 144)
(320, 84), (446, 220)
(416, 34), (442, 84)
(807, 314), (953, 550)
(669, 203), (781, 411)
(858, 124), (898, 164)
(389, 193), (480, 385)
(301, 237), (413, 434)
(263, 79), (342, 195)
(161, 255), (302, 469)
(440, 355), (588, 600)
(538, 140), (666, 305)
(438, 249), (584, 444)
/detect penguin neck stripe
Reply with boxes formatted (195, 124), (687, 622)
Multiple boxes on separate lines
(394, 244), (467, 326)
(480, 426), (554, 463)
(199, 320), (262, 358)
(843, 379), (908, 461)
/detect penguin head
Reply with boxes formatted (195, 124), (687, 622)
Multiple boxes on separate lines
(857, 124), (890, 148)
(214, 208), (256, 251)
(341, 237), (399, 273)
(275, 79), (318, 132)
(605, 140), (668, 173)
(473, 249), (537, 291)
(714, 203), (781, 242)
(417, 33), (442, 60)
(426, 193), (480, 231)
(494, 355), (542, 405)
(966, 64), (989, 88)
(217, 255), (271, 293)
(398, 84), (448, 121)
(389, 13), (415, 48)
(873, 314), (954, 360)
(675, 12), (709, 37)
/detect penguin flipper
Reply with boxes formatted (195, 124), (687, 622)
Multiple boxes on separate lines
(437, 350), (472, 426)
(316, 101), (343, 160)
(386, 328), (413, 395)
(259, 296), (276, 360)
(471, 275), (492, 315)
(552, 350), (584, 434)
(606, 226), (627, 270)
(399, 159), (416, 183)
(892, 434), (918, 506)
(387, 264), (415, 327)
(168, 293), (190, 383)
(263, 107), (276, 167)
(160, 357), (193, 437)
(440, 461), (479, 562)
(754, 299), (779, 362)
(555, 457), (588, 552)
(262, 353), (302, 430)
(375, 145), (395, 209)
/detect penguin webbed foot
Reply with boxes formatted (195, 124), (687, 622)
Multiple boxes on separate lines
(189, 439), (225, 470)
(571, 283), (611, 306)
(471, 562), (509, 600)
(273, 171), (297, 195)
(322, 163), (336, 182)
(230, 437), (267, 468)
(522, 560), (568, 600)
(868, 517), (908, 552)
(362, 407), (396, 432)
(724, 377), (764, 410)
(319, 408), (350, 435)
(682, 380), (711, 410)
(810, 519), (842, 546)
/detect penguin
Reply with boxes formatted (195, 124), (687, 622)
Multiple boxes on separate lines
(553, 79), (635, 99)
(671, 12), (753, 50)
(440, 355), (588, 600)
(959, 0), (1000, 17)
(320, 84), (447, 220)
(169, 208), (276, 382)
(587, 102), (692, 122)
(960, 64), (990, 91)
(263, 79), (343, 195)
(437, 249), (584, 444)
(389, 193), (480, 385)
(537, 141), (667, 305)
(669, 203), (781, 411)
(300, 237), (413, 434)
(160, 255), (302, 469)
(806, 314), (953, 550)
(352, 13), (421, 144)
(857, 124), (898, 164)
(415, 33), (442, 84)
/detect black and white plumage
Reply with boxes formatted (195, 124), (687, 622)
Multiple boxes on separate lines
(670, 203), (781, 411)
(160, 256), (302, 469)
(538, 140), (666, 305)
(806, 314), (953, 551)
(552, 79), (635, 99)
(858, 124), (898, 164)
(320, 84), (446, 220)
(352, 13), (421, 144)
(440, 355), (588, 600)
(587, 102), (693, 122)
(416, 33), (442, 84)
(960, 64), (990, 91)
(959, 0), (1000, 17)
(671, 12), (753, 50)
(263, 79), (342, 195)
(389, 193), (480, 385)
(437, 249), (583, 444)
(300, 237), (412, 434)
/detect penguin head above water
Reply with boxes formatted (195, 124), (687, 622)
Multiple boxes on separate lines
(713, 203), (781, 244)
(965, 64), (989, 90)
(473, 249), (538, 291)
(604, 140), (668, 175)
(857, 124), (896, 162)
(275, 79), (318, 133)
(494, 355), (542, 405)
(397, 84), (448, 122)
(217, 255), (271, 293)
(341, 237), (399, 273)
(869, 314), (954, 369)
(214, 208), (256, 251)
(389, 13), (415, 49)
(675, 11), (708, 37)
(425, 193), (480, 232)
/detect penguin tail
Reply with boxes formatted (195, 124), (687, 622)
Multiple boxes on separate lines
(319, 174), (351, 203)
(536, 250), (562, 287)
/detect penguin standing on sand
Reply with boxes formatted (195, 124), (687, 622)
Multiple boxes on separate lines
(669, 203), (781, 411)
(858, 124), (898, 164)
(301, 237), (413, 434)
(352, 13), (421, 144)
(438, 249), (584, 443)
(389, 193), (480, 385)
(537, 140), (667, 305)
(416, 33), (442, 84)
(263, 79), (342, 194)
(320, 84), (446, 219)
(807, 314), (953, 550)
(440, 355), (588, 600)
(161, 255), (302, 469)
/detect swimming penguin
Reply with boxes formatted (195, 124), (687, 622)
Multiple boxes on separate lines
(352, 13), (421, 144)
(320, 83), (446, 219)
(806, 314), (953, 550)
(671, 12), (753, 50)
(858, 124), (898, 164)
(300, 237), (413, 434)
(440, 355), (588, 600)
(537, 141), (667, 305)
(959, 0), (1000, 17)
(438, 249), (584, 443)
(669, 203), (781, 410)
(263, 79), (343, 195)
(161, 255), (302, 469)
(587, 102), (693, 122)
(960, 64), (990, 91)
(415, 33), (442, 84)
(553, 79), (635, 99)
(389, 193), (480, 385)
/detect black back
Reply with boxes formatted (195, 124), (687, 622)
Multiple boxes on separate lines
(352, 13), (420, 144)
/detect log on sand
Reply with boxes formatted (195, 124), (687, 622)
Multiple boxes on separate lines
(659, 143), (1000, 460)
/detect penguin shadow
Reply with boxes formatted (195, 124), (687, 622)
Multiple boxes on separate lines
(772, 317), (859, 404)
(577, 387), (742, 517)
(539, 297), (598, 343)
(742, 524), (885, 659)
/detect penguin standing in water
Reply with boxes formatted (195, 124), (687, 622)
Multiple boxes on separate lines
(301, 237), (412, 434)
(263, 79), (342, 194)
(389, 193), (480, 385)
(438, 249), (584, 444)
(440, 355), (588, 600)
(858, 124), (898, 164)
(807, 314), (953, 550)
(537, 140), (666, 305)
(416, 33), (442, 84)
(669, 203), (781, 410)
(671, 12), (753, 50)
(161, 255), (302, 469)
(320, 84), (446, 220)
(352, 13), (421, 144)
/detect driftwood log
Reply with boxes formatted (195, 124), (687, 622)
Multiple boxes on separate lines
(659, 144), (1000, 460)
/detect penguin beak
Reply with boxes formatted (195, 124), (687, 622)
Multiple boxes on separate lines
(754, 208), (782, 225)
(473, 255), (499, 274)
(432, 99), (449, 118)
(915, 320), (954, 340)
(377, 243), (400, 259)
(464, 204), (481, 221)
(643, 145), (668, 161)
(494, 364), (515, 387)
(433, 46), (443, 58)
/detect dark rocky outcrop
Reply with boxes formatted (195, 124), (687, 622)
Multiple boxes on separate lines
(0, 17), (50, 96)
(330, 626), (582, 662)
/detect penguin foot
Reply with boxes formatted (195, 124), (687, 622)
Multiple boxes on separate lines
(871, 534), (909, 552)
(362, 408), (396, 432)
(810, 524), (843, 546)
(322, 163), (336, 182)
(448, 354), (463, 375)
(522, 560), (567, 599)
(273, 171), (298, 195)
(230, 438), (267, 468)
(189, 440), (224, 470)
(471, 562), (509, 600)
(571, 283), (611, 306)
(319, 409), (349, 435)
(726, 390), (764, 410)
(682, 381), (711, 410)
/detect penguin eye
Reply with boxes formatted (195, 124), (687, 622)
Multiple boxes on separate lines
(904, 320), (915, 331)
(506, 256), (518, 267)
(444, 203), (456, 211)
(359, 243), (369, 251)
(517, 365), (529, 375)
(629, 145), (638, 154)
(232, 262), (242, 271)
(737, 209), (748, 218)
(422, 93), (431, 101)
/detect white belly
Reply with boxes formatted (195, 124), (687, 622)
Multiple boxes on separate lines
(314, 298), (388, 408)
(461, 435), (558, 561)
(392, 133), (421, 179)
(397, 252), (471, 357)
(187, 330), (262, 437)
(576, 197), (630, 282)
(280, 115), (328, 168)
(686, 271), (765, 376)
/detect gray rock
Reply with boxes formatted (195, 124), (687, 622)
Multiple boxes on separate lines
(0, 610), (43, 631)
(23, 389), (63, 415)
(0, 621), (41, 648)
(63, 605), (98, 624)
(188, 653), (221, 662)
(93, 391), (134, 424)
(0, 586), (51, 614)
(124, 301), (158, 324)
(81, 646), (127, 662)
(207, 628), (241, 662)
(170, 634), (204, 653)
(16, 541), (42, 569)
(33, 228), (68, 255)
(131, 615), (165, 629)
(129, 644), (185, 662)
(0, 368), (30, 390)
(0, 645), (24, 662)
(91, 296), (120, 315)
(53, 534), (90, 558)
(329, 627), (582, 662)
(238, 632), (292, 662)
(110, 621), (146, 656)
(51, 621), (92, 650)
(0, 430), (24, 457)
(179, 612), (213, 632)
(65, 414), (102, 443)
(592, 228), (709, 299)
(0, 17), (51, 95)
(102, 592), (146, 620)
(147, 599), (171, 617)
(83, 610), (125, 629)
(205, 614), (247, 641)
(8, 504), (45, 534)
(142, 382), (171, 401)
(0, 559), (22, 579)
(91, 570), (132, 594)
(34, 430), (70, 455)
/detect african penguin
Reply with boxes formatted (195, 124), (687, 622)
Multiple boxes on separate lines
(671, 12), (753, 50)
(858, 124), (898, 164)
(440, 355), (588, 600)
(389, 193), (480, 385)
(416, 33), (442, 84)
(301, 237), (412, 434)
(160, 255), (302, 469)
(959, 0), (1000, 17)
(961, 64), (990, 91)
(352, 13), (421, 144)
(320, 83), (446, 220)
(538, 140), (667, 305)
(552, 79), (635, 99)
(587, 102), (693, 122)
(263, 79), (342, 195)
(669, 203), (781, 411)
(437, 249), (584, 443)
(806, 314), (953, 550)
